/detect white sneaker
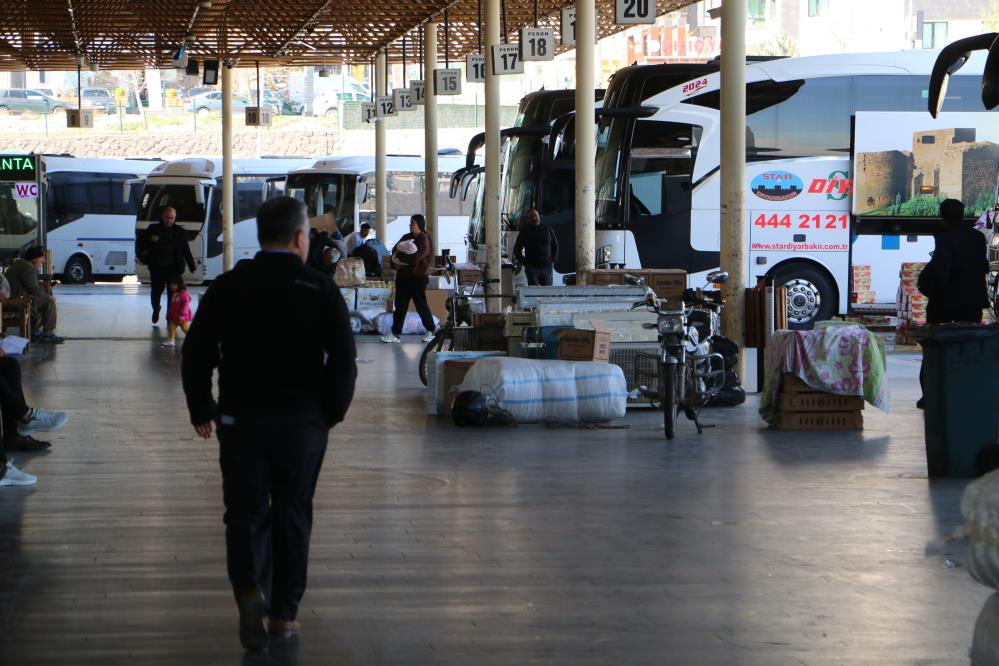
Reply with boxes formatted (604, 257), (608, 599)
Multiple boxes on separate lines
(161, 340), (176, 348)
(0, 461), (36, 486)
(18, 408), (68, 436)
(380, 334), (401, 344)
(422, 331), (437, 343)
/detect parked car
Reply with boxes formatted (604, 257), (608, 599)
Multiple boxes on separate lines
(80, 88), (116, 114)
(185, 90), (258, 116)
(30, 88), (57, 99)
(0, 88), (67, 113)
(248, 90), (287, 117)
(184, 86), (215, 100)
(312, 85), (371, 117)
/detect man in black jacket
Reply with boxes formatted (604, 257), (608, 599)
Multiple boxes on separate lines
(136, 207), (196, 324)
(916, 198), (989, 407)
(513, 208), (559, 286)
(181, 196), (357, 650)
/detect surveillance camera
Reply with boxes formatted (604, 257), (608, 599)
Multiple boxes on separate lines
(318, 68), (330, 78)
(707, 7), (723, 19)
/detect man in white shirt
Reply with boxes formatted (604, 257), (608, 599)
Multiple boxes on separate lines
(344, 223), (372, 256)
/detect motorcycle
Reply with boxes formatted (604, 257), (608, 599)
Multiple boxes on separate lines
(631, 270), (730, 440)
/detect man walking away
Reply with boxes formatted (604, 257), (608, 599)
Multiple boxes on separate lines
(513, 208), (558, 286)
(137, 207), (196, 324)
(916, 198), (988, 408)
(181, 196), (357, 651)
(6, 247), (62, 344)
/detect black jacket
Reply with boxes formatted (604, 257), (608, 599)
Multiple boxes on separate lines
(138, 222), (196, 274)
(181, 251), (357, 428)
(513, 223), (559, 268)
(919, 224), (989, 315)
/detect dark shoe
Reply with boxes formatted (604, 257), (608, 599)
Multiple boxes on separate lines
(237, 591), (268, 651)
(5, 435), (52, 452)
(916, 397), (925, 410)
(40, 334), (65, 345)
(268, 619), (300, 640)
(152, 309), (160, 325)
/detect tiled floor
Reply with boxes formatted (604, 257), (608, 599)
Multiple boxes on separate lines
(0, 283), (986, 664)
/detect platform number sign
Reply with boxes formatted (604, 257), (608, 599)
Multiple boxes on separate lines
(361, 102), (376, 124)
(412, 80), (426, 105)
(376, 95), (397, 118)
(561, 7), (576, 46)
(466, 54), (486, 83)
(393, 88), (414, 112)
(520, 28), (555, 62)
(492, 44), (524, 75)
(434, 68), (462, 96)
(616, 0), (655, 24)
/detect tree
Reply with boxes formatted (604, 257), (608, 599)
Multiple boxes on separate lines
(983, 0), (999, 32)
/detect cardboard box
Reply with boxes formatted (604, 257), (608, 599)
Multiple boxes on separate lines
(426, 351), (505, 416)
(646, 269), (687, 302)
(781, 374), (814, 393)
(472, 312), (507, 351)
(417, 289), (451, 323)
(339, 287), (358, 310)
(443, 359), (478, 415)
(457, 268), (484, 286)
(558, 320), (611, 362)
(779, 392), (865, 412)
(472, 312), (506, 328)
(503, 311), (534, 338)
(432, 255), (457, 268)
(356, 287), (393, 311)
(850, 290), (876, 304)
(776, 411), (864, 430)
(586, 269), (628, 286)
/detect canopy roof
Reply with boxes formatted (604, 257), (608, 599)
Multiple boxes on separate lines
(0, 0), (699, 70)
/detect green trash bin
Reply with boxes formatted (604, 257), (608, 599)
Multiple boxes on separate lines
(912, 324), (999, 478)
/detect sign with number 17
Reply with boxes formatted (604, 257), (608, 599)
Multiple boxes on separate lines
(492, 44), (524, 75)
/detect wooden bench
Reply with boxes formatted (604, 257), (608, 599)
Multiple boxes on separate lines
(1, 297), (32, 338)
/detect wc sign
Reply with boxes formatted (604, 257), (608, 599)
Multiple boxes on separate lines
(14, 182), (37, 198)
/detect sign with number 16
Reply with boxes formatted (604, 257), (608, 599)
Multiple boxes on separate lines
(466, 54), (485, 82)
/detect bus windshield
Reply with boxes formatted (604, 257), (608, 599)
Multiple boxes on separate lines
(285, 173), (356, 234)
(0, 183), (39, 254)
(139, 183), (208, 224)
(594, 116), (630, 227)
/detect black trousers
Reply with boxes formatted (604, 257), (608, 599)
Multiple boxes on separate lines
(392, 276), (435, 336)
(525, 264), (554, 286)
(218, 415), (328, 621)
(0, 357), (28, 469)
(149, 265), (177, 315)
(919, 306), (984, 397)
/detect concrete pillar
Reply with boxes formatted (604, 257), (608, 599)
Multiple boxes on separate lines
(424, 22), (439, 256)
(574, 0), (596, 282)
(484, 0), (502, 311)
(375, 50), (388, 243)
(221, 63), (234, 273)
(719, 0), (747, 355)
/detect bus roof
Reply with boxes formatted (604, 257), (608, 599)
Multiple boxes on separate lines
(41, 155), (163, 175)
(647, 48), (988, 111)
(289, 153), (468, 177)
(147, 157), (313, 180)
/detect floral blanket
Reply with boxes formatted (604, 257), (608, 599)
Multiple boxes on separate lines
(760, 325), (890, 425)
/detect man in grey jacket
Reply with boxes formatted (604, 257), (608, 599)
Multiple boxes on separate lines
(5, 246), (62, 344)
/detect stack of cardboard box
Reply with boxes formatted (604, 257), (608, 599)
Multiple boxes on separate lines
(896, 262), (927, 345)
(776, 374), (865, 430)
(850, 265), (876, 304)
(583, 268), (687, 302)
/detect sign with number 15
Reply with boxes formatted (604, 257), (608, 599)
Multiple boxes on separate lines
(434, 68), (462, 96)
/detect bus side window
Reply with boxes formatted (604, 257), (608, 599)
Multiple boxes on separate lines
(627, 121), (699, 218)
(235, 176), (267, 222)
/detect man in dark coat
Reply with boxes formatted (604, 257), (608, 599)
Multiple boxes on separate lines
(512, 208), (559, 286)
(136, 207), (196, 324)
(181, 196), (357, 650)
(916, 198), (989, 407)
(6, 246), (62, 343)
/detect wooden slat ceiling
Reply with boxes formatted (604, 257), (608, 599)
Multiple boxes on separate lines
(0, 0), (699, 71)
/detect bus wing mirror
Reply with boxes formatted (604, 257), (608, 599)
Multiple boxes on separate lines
(928, 33), (997, 117)
(123, 178), (143, 203)
(984, 34), (999, 110)
(262, 176), (285, 199)
(462, 173), (477, 201)
(195, 185), (205, 205)
(357, 181), (368, 204)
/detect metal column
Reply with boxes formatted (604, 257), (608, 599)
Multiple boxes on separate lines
(221, 63), (234, 272)
(375, 50), (388, 243)
(719, 0), (747, 355)
(484, 0), (502, 311)
(574, 0), (596, 282)
(424, 22), (439, 255)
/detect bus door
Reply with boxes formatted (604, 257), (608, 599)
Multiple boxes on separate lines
(621, 119), (713, 273)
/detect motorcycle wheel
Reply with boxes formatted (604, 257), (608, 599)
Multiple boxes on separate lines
(661, 361), (678, 440)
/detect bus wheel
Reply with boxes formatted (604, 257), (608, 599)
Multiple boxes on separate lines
(771, 263), (836, 330)
(62, 255), (92, 284)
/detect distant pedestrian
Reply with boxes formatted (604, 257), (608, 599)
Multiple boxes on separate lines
(137, 207), (196, 324)
(513, 208), (558, 286)
(182, 196), (357, 651)
(381, 214), (436, 343)
(916, 198), (988, 408)
(344, 223), (372, 255)
(161, 276), (192, 348)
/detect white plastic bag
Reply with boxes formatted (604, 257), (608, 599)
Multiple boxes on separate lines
(373, 312), (439, 336)
(458, 357), (627, 423)
(396, 239), (418, 255)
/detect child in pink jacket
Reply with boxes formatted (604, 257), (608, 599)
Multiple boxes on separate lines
(162, 276), (193, 348)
